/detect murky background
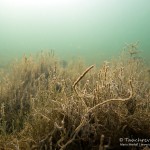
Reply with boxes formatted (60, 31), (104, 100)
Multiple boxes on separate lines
(0, 0), (150, 66)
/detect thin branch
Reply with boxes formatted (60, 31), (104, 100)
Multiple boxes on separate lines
(73, 65), (94, 96)
(62, 80), (134, 149)
(87, 80), (133, 113)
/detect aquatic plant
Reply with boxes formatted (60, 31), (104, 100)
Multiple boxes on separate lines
(124, 41), (141, 57)
(0, 45), (149, 150)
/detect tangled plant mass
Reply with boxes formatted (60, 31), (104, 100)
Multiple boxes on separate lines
(0, 44), (150, 150)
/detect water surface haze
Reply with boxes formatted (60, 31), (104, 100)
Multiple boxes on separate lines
(0, 0), (150, 65)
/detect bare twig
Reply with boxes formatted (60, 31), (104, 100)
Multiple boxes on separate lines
(73, 65), (94, 96)
(62, 80), (134, 149)
(87, 80), (133, 113)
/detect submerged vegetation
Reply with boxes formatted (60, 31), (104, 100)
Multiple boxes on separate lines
(0, 44), (150, 150)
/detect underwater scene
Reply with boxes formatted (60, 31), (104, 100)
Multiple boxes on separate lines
(0, 0), (150, 150)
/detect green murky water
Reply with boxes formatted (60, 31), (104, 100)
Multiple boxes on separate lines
(0, 0), (150, 66)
